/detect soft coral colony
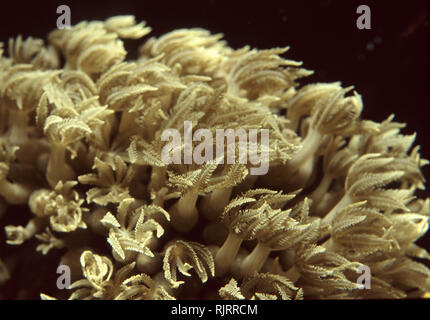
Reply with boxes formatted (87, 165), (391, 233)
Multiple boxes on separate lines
(0, 15), (429, 300)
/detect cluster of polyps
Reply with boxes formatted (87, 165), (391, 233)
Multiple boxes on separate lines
(0, 15), (429, 300)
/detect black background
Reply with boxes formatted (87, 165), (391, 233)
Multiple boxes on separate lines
(0, 0), (429, 298)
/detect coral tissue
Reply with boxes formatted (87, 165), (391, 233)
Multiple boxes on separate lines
(0, 15), (429, 300)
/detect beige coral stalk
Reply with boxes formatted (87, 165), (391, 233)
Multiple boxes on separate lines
(0, 257), (10, 287)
